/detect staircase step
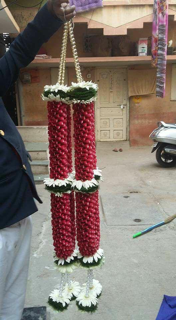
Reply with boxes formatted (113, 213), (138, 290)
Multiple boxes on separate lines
(34, 174), (49, 184)
(30, 160), (49, 175)
(18, 126), (48, 143)
(29, 151), (48, 161)
(31, 160), (49, 166)
(25, 142), (48, 152)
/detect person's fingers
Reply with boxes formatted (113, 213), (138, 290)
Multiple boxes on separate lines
(54, 5), (75, 15)
(64, 5), (75, 16)
(61, 2), (68, 9)
(65, 11), (76, 21)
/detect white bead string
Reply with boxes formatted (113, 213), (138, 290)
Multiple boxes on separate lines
(67, 272), (72, 290)
(85, 269), (92, 298)
(58, 23), (69, 85)
(59, 273), (65, 297)
(89, 269), (94, 289)
(68, 21), (83, 83)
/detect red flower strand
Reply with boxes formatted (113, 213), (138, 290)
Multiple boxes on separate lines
(67, 105), (76, 248)
(51, 193), (75, 259)
(67, 105), (72, 173)
(48, 101), (69, 180)
(73, 102), (100, 257)
(76, 192), (100, 257)
(47, 101), (75, 260)
(73, 103), (97, 182)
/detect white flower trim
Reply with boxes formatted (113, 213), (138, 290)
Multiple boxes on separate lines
(72, 178), (99, 191)
(94, 168), (102, 177)
(44, 170), (102, 190)
(44, 173), (74, 188)
(78, 248), (104, 264)
(42, 94), (97, 105)
(71, 81), (98, 91)
(44, 84), (69, 93)
(70, 96), (97, 104)
(76, 289), (98, 308)
(82, 280), (102, 297)
(46, 190), (72, 197)
(42, 94), (70, 104)
(42, 81), (98, 104)
(49, 289), (70, 307)
(54, 191), (72, 197)
(44, 81), (98, 94)
(57, 263), (77, 274)
(54, 249), (78, 265)
(64, 281), (81, 299)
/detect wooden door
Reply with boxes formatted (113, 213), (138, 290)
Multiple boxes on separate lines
(96, 68), (127, 141)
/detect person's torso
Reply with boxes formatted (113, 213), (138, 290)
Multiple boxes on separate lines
(0, 97), (42, 229)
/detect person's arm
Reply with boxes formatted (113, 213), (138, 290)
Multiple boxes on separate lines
(0, 2), (75, 97)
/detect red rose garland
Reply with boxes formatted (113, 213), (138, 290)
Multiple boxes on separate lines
(73, 102), (100, 257)
(47, 101), (75, 260)
(44, 21), (104, 312)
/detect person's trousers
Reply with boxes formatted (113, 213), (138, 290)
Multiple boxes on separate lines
(0, 217), (32, 320)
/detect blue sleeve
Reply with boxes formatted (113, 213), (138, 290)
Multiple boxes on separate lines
(0, 4), (63, 97)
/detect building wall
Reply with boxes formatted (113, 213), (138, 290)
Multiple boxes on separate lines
(129, 64), (176, 147)
(15, 7), (176, 145)
(21, 69), (50, 125)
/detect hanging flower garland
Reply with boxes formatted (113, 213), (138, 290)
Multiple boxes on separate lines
(43, 21), (104, 313)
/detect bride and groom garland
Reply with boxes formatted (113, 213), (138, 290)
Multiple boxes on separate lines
(42, 21), (104, 312)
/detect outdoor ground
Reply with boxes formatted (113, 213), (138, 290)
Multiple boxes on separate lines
(25, 142), (176, 320)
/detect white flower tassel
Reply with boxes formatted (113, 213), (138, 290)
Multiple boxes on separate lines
(48, 273), (71, 311)
(76, 269), (99, 312)
(83, 270), (102, 298)
(63, 273), (81, 300)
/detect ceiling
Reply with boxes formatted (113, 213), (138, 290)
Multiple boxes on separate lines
(0, 0), (19, 33)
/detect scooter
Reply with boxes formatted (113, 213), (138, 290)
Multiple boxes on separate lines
(149, 121), (176, 167)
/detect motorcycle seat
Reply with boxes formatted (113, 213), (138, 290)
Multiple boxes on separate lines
(159, 121), (176, 128)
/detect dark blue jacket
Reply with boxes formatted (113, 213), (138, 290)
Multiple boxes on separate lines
(0, 4), (63, 229)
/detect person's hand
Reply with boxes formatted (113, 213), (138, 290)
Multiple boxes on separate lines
(47, 0), (76, 22)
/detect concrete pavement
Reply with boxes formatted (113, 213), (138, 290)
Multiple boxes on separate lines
(25, 142), (176, 320)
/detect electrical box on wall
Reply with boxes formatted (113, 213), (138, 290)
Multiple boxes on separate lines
(20, 69), (40, 84)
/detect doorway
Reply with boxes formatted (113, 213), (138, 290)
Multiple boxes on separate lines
(96, 68), (128, 141)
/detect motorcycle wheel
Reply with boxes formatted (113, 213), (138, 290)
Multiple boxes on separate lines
(156, 145), (176, 168)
